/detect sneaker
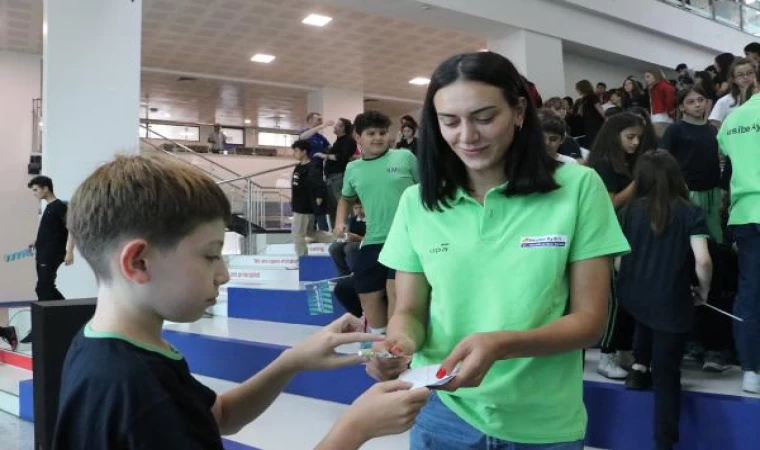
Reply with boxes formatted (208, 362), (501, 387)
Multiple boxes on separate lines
(703, 351), (731, 373)
(683, 342), (704, 364)
(625, 368), (653, 390)
(617, 350), (635, 371)
(597, 352), (628, 379)
(0, 326), (18, 351)
(742, 371), (760, 394)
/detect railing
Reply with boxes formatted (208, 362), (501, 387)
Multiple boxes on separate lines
(660, 0), (760, 35)
(139, 129), (295, 254)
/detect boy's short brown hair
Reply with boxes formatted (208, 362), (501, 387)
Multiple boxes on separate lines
(68, 154), (231, 281)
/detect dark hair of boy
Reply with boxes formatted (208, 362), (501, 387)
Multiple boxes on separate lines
(597, 82), (607, 88)
(604, 107), (624, 118)
(67, 155), (230, 282)
(417, 51), (559, 211)
(675, 63), (688, 72)
(627, 150), (691, 234)
(291, 140), (310, 152)
(588, 112), (644, 177)
(354, 110), (392, 135)
(744, 42), (760, 55)
(539, 113), (566, 137)
(28, 175), (54, 193)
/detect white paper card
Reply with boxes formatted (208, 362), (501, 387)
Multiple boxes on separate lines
(398, 364), (460, 389)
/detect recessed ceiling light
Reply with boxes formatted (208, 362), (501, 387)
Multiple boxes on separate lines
(479, 48), (489, 52)
(302, 14), (333, 27)
(251, 54), (276, 63)
(244, 119), (252, 125)
(409, 77), (430, 86)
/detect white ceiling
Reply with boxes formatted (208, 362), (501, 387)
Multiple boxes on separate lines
(0, 0), (485, 127)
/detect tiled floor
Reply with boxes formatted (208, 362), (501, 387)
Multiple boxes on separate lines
(0, 411), (34, 450)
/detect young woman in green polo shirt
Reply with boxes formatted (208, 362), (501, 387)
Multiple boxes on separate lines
(367, 52), (630, 449)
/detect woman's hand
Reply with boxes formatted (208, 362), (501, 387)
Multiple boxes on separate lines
(365, 337), (415, 381)
(435, 332), (506, 391)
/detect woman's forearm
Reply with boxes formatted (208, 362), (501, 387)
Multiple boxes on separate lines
(387, 312), (426, 352)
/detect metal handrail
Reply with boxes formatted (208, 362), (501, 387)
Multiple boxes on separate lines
(217, 164), (296, 185)
(139, 123), (242, 179)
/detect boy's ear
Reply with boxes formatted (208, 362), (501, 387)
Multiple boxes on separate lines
(118, 239), (151, 284)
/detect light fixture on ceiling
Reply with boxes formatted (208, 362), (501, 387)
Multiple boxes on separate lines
(244, 119), (252, 125)
(251, 53), (276, 63)
(409, 77), (430, 86)
(302, 14), (333, 27)
(479, 48), (489, 52)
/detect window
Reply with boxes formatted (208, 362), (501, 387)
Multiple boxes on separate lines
(258, 132), (299, 147)
(140, 124), (200, 142)
(221, 127), (245, 145)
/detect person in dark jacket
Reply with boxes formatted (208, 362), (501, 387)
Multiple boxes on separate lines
(290, 140), (334, 256)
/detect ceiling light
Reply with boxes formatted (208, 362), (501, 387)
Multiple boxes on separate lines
(302, 14), (333, 27)
(251, 54), (276, 63)
(409, 77), (430, 86)
(244, 119), (252, 125)
(479, 48), (489, 52)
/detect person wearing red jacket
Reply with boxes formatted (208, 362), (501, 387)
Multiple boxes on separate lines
(645, 70), (677, 137)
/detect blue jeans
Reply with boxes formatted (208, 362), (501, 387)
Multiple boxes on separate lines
(731, 223), (760, 371)
(410, 393), (585, 450)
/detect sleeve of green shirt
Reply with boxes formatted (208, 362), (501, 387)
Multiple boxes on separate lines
(341, 163), (357, 198)
(568, 170), (631, 262)
(717, 122), (728, 157)
(408, 151), (420, 184)
(378, 187), (424, 273)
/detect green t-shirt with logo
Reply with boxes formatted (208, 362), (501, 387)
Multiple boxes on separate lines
(379, 163), (630, 443)
(342, 149), (418, 245)
(717, 95), (760, 225)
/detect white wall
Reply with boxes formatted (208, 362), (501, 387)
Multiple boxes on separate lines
(0, 51), (42, 301)
(562, 52), (645, 98)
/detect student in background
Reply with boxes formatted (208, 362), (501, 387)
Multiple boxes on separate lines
(717, 83), (760, 394)
(596, 82), (609, 103)
(538, 108), (584, 162)
(540, 112), (580, 164)
(588, 112), (646, 379)
(315, 118), (356, 228)
(335, 110), (418, 341)
(661, 87), (723, 243)
(367, 51), (629, 449)
(395, 122), (418, 155)
(744, 42), (760, 69)
(53, 154), (430, 450)
(290, 140), (334, 257)
(709, 58), (756, 129)
(576, 79), (605, 148)
(616, 151), (712, 450)
(645, 70), (677, 137)
(622, 76), (649, 110)
(207, 124), (227, 154)
(694, 71), (719, 118)
(329, 201), (366, 276)
(713, 53), (736, 96)
(628, 106), (660, 152)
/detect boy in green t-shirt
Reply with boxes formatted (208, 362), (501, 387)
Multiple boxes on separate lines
(334, 111), (419, 338)
(53, 154), (429, 449)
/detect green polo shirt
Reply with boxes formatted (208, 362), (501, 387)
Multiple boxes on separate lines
(379, 163), (630, 443)
(342, 149), (418, 245)
(717, 94), (760, 225)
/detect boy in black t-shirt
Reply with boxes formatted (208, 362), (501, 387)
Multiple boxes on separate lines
(290, 140), (334, 256)
(54, 155), (429, 450)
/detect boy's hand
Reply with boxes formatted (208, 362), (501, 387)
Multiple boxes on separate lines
(64, 250), (74, 266)
(333, 223), (347, 237)
(692, 286), (709, 305)
(282, 314), (382, 372)
(338, 381), (429, 441)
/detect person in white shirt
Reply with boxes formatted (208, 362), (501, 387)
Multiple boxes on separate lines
(541, 113), (579, 164)
(709, 58), (756, 128)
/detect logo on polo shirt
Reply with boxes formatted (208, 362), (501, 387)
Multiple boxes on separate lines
(520, 234), (568, 248)
(429, 243), (450, 254)
(387, 167), (402, 174)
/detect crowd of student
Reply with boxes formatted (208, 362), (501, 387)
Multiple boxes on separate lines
(3, 43), (758, 450)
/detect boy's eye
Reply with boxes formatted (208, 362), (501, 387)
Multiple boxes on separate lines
(206, 255), (221, 261)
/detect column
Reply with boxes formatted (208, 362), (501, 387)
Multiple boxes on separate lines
(43, 0), (142, 298)
(306, 87), (364, 142)
(488, 30), (566, 100)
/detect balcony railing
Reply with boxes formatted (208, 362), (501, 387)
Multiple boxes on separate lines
(660, 0), (760, 35)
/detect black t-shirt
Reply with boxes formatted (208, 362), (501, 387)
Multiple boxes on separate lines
(291, 162), (327, 214)
(660, 121), (721, 192)
(617, 200), (709, 333)
(581, 95), (604, 146)
(395, 138), (418, 155)
(592, 158), (633, 194)
(36, 199), (68, 261)
(324, 135), (357, 176)
(54, 328), (223, 450)
(559, 136), (583, 159)
(622, 92), (650, 110)
(348, 216), (366, 237)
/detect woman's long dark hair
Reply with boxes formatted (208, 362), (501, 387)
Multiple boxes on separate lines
(418, 52), (559, 211)
(624, 150), (690, 235)
(627, 106), (659, 152)
(588, 112), (644, 177)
